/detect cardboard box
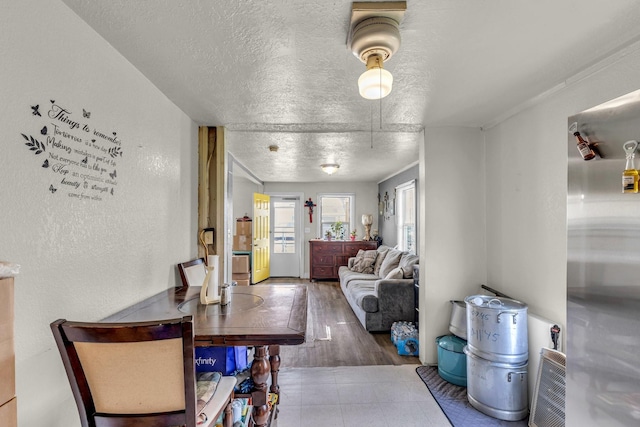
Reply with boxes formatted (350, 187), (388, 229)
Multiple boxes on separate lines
(234, 279), (250, 286)
(233, 235), (251, 251)
(236, 221), (252, 236)
(232, 255), (250, 273)
(0, 397), (17, 427)
(0, 278), (15, 408)
(232, 273), (250, 283)
(195, 346), (248, 375)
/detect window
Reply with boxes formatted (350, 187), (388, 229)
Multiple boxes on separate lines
(396, 181), (416, 253)
(318, 193), (355, 239)
(272, 200), (296, 253)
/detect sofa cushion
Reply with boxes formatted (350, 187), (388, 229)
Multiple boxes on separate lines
(398, 253), (419, 278)
(338, 267), (378, 288)
(350, 249), (378, 274)
(384, 266), (404, 280)
(378, 249), (403, 278)
(373, 247), (389, 276)
(347, 281), (378, 313)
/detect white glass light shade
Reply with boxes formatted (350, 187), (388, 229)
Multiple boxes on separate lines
(358, 68), (393, 99)
(321, 163), (339, 175)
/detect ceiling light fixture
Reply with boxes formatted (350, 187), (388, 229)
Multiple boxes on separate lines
(348, 3), (406, 100)
(321, 163), (340, 175)
(358, 53), (393, 99)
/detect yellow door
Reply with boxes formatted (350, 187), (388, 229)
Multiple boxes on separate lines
(252, 193), (270, 283)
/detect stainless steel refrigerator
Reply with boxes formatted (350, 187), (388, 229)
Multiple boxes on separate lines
(567, 90), (640, 426)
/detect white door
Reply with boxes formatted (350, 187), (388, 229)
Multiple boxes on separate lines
(269, 196), (301, 277)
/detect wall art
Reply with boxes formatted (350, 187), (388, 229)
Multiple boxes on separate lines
(20, 99), (124, 202)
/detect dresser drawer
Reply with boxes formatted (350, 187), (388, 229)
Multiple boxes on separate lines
(343, 245), (365, 256)
(335, 255), (350, 265)
(312, 243), (344, 254)
(311, 266), (334, 279)
(312, 255), (334, 266)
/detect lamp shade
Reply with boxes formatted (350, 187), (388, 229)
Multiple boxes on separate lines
(358, 68), (393, 100)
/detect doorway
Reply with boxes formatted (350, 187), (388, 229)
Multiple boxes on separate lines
(269, 195), (302, 277)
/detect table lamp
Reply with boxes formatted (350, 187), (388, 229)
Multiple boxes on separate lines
(362, 214), (373, 241)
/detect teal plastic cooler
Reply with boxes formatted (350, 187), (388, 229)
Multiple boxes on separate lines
(436, 335), (467, 387)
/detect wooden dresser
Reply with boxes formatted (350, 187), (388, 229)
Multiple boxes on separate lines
(309, 239), (378, 281)
(0, 277), (16, 427)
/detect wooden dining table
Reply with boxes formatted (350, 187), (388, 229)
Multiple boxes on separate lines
(104, 284), (307, 427)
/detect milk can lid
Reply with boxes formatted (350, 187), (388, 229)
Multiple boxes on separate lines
(464, 294), (527, 311)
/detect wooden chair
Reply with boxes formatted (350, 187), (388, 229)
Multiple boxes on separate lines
(50, 315), (236, 427)
(178, 258), (206, 288)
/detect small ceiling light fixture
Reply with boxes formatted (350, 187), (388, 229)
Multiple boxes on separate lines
(358, 53), (393, 99)
(321, 163), (340, 175)
(348, 2), (406, 100)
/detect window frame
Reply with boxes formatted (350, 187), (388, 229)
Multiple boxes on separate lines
(395, 180), (416, 253)
(317, 193), (356, 239)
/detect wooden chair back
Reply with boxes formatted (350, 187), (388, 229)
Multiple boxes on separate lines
(51, 316), (197, 427)
(177, 258), (206, 288)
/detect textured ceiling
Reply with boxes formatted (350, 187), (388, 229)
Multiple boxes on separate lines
(61, 0), (640, 182)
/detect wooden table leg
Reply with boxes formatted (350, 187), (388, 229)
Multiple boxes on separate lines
(269, 345), (281, 400)
(251, 345), (270, 427)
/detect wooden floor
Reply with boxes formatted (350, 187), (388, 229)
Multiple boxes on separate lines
(259, 278), (420, 368)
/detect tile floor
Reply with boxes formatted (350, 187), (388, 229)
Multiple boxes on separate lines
(272, 364), (451, 427)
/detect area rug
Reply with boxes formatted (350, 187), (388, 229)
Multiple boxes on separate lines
(416, 366), (529, 427)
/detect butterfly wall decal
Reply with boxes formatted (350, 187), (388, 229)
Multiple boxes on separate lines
(49, 184), (57, 193)
(83, 108), (91, 119)
(31, 105), (41, 116)
(81, 156), (88, 164)
(40, 126), (47, 135)
(42, 159), (49, 168)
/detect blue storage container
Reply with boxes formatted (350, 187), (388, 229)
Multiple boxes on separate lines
(195, 346), (248, 375)
(436, 335), (467, 386)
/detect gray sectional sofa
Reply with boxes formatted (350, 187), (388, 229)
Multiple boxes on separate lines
(337, 245), (419, 332)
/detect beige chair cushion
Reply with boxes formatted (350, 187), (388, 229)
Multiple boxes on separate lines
(75, 339), (185, 413)
(184, 263), (207, 287)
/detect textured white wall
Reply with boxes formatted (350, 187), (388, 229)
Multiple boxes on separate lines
(0, 1), (198, 425)
(484, 39), (640, 427)
(484, 39), (640, 342)
(419, 127), (486, 364)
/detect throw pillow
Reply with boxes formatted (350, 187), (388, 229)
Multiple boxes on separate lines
(373, 248), (389, 276)
(398, 253), (419, 278)
(350, 249), (378, 274)
(378, 249), (403, 279)
(384, 266), (404, 280)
